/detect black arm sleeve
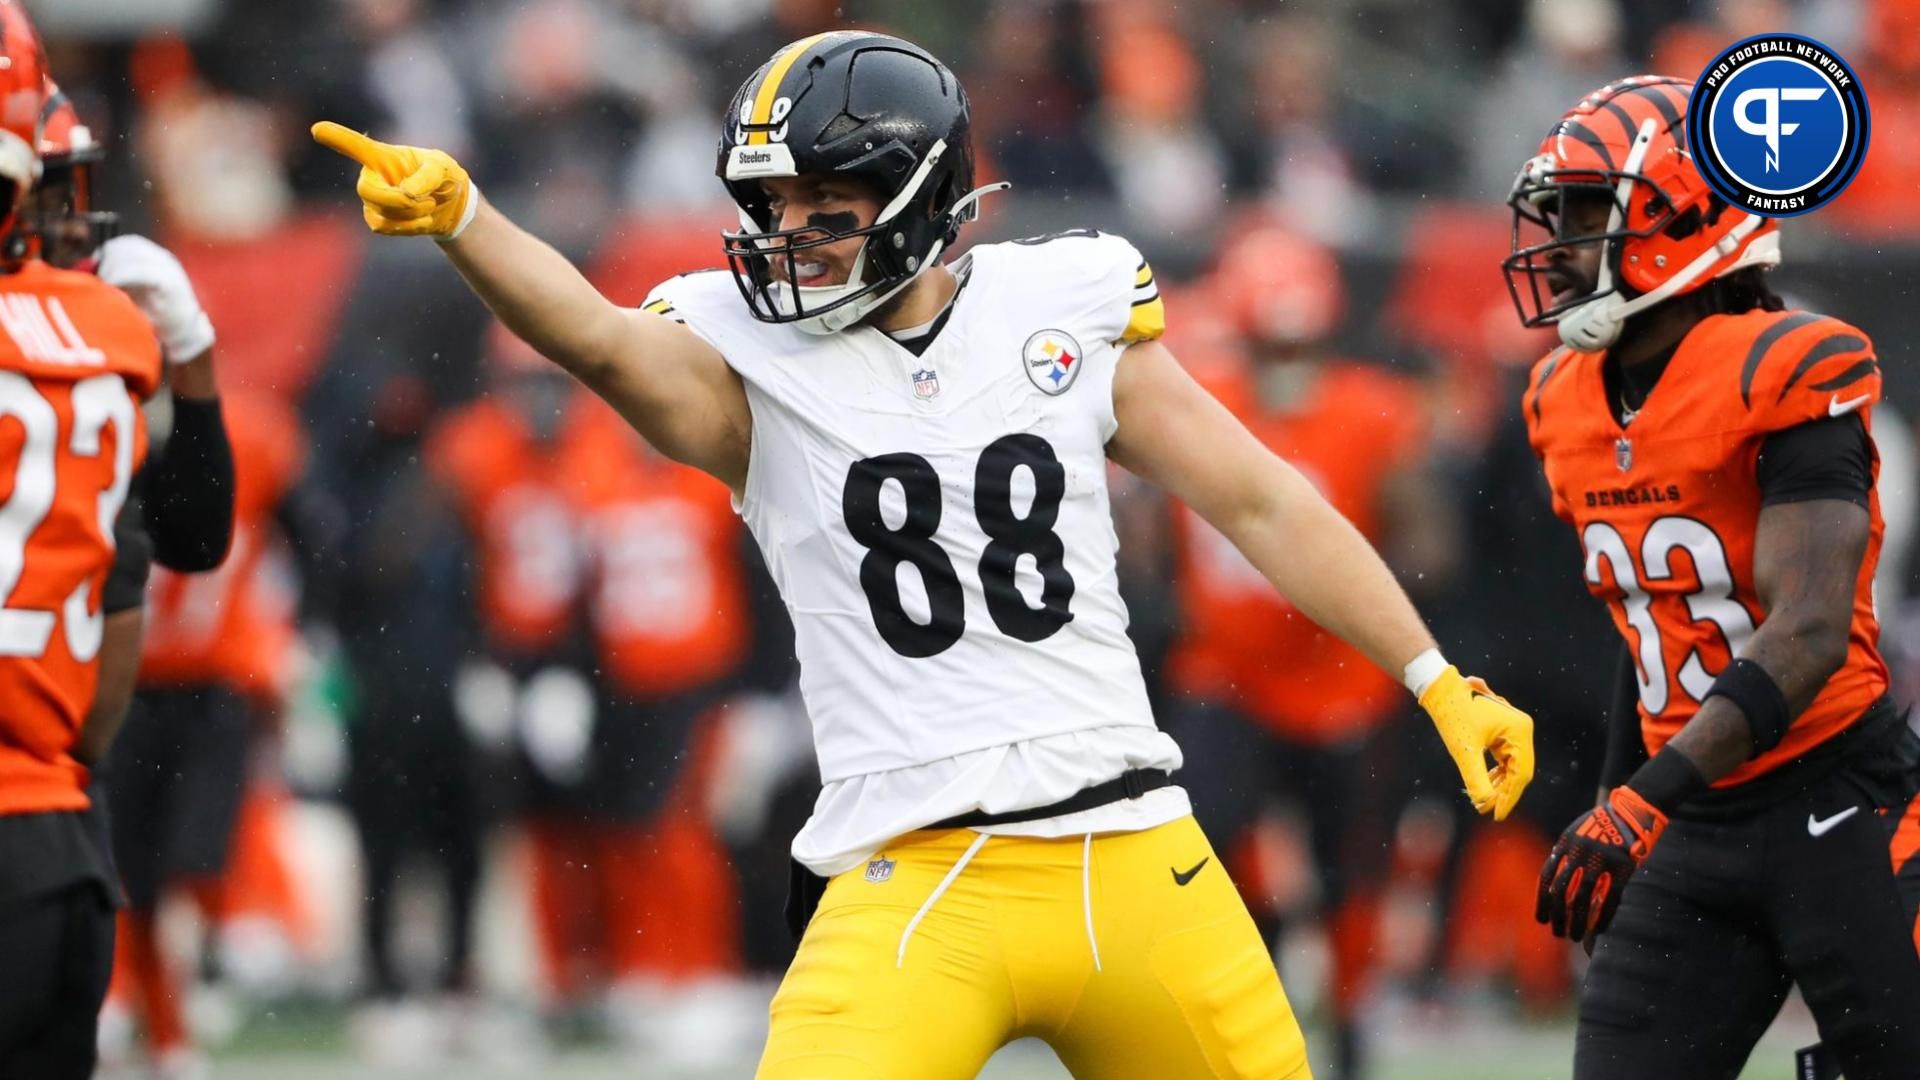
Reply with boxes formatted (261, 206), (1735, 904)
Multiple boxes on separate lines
(103, 496), (152, 614)
(146, 396), (235, 572)
(1755, 413), (1874, 508)
(1598, 642), (1649, 790)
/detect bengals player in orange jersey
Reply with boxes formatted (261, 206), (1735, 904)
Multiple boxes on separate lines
(429, 328), (753, 1040)
(1506, 77), (1920, 1080)
(12, 76), (238, 1078)
(1167, 226), (1453, 1080)
(0, 8), (169, 1076)
(560, 401), (752, 1050)
(422, 329), (600, 1014)
(26, 82), (233, 573)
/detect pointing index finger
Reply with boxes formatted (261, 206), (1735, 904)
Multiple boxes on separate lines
(311, 121), (401, 183)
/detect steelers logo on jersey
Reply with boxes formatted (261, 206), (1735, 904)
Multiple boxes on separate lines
(1022, 329), (1085, 396)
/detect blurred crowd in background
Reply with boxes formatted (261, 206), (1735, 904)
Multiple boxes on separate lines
(27, 0), (1920, 1075)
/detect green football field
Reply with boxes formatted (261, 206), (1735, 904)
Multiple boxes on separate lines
(179, 1008), (1812, 1080)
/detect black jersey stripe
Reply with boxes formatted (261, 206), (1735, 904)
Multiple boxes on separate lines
(1779, 334), (1870, 400)
(1809, 358), (1879, 393)
(1741, 312), (1823, 408)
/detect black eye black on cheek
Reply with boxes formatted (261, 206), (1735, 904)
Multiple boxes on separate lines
(807, 210), (861, 234)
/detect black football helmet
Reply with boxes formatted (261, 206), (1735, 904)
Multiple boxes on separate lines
(717, 31), (998, 334)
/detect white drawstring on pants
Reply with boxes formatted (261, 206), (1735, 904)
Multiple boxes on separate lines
(892, 830), (1105, 974)
(897, 832), (989, 968)
(1081, 832), (1102, 972)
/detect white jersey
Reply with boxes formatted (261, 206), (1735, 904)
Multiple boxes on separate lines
(645, 231), (1189, 873)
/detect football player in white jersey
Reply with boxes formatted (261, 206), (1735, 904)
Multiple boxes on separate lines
(314, 30), (1533, 1080)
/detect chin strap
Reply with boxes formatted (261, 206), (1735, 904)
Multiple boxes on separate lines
(1557, 119), (1656, 351)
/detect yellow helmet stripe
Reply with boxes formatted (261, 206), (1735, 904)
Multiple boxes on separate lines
(747, 32), (839, 145)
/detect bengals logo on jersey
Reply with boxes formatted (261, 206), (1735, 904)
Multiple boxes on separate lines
(1524, 307), (1887, 788)
(0, 261), (162, 814)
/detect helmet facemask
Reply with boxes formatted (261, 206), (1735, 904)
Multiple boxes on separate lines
(1505, 115), (1778, 351)
(722, 139), (1002, 335)
(1505, 167), (1672, 330)
(24, 153), (117, 268)
(1503, 118), (1679, 348)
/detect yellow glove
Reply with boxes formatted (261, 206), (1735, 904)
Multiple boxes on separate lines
(1419, 666), (1535, 821)
(310, 121), (477, 240)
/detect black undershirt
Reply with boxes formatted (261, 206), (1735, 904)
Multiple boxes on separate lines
(1603, 343), (1677, 425)
(882, 260), (970, 357)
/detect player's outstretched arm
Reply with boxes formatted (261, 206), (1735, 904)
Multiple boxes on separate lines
(1108, 339), (1533, 819)
(309, 122), (750, 490)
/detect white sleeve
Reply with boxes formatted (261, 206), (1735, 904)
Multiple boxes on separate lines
(1081, 232), (1165, 346)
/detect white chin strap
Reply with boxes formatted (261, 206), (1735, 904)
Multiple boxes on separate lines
(1556, 118), (1778, 351)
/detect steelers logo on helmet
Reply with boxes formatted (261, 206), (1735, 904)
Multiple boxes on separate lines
(1688, 33), (1869, 217)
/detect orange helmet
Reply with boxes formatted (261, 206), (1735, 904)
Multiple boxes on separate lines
(31, 81), (116, 264)
(1503, 76), (1781, 351)
(1212, 225), (1345, 347)
(39, 82), (95, 159)
(0, 3), (47, 232)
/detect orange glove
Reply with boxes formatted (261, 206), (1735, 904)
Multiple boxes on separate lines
(310, 121), (477, 240)
(1536, 785), (1668, 941)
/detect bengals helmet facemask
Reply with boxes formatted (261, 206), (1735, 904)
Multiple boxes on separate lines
(25, 83), (117, 268)
(717, 31), (1005, 335)
(1503, 76), (1780, 352)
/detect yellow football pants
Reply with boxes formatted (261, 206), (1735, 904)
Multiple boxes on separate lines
(757, 815), (1311, 1079)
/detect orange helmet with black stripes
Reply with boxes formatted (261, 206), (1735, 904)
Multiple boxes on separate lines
(0, 3), (48, 240)
(1503, 76), (1781, 351)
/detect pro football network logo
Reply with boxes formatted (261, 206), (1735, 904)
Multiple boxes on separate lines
(1688, 34), (1869, 217)
(1022, 329), (1084, 396)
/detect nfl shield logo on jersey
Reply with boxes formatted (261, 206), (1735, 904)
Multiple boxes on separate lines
(912, 367), (940, 399)
(865, 856), (895, 884)
(1615, 437), (1633, 472)
(1023, 329), (1084, 396)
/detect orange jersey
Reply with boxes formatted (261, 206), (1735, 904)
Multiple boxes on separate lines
(426, 394), (609, 658)
(1167, 363), (1425, 742)
(1524, 310), (1888, 788)
(0, 261), (162, 814)
(572, 407), (749, 698)
(139, 390), (305, 696)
